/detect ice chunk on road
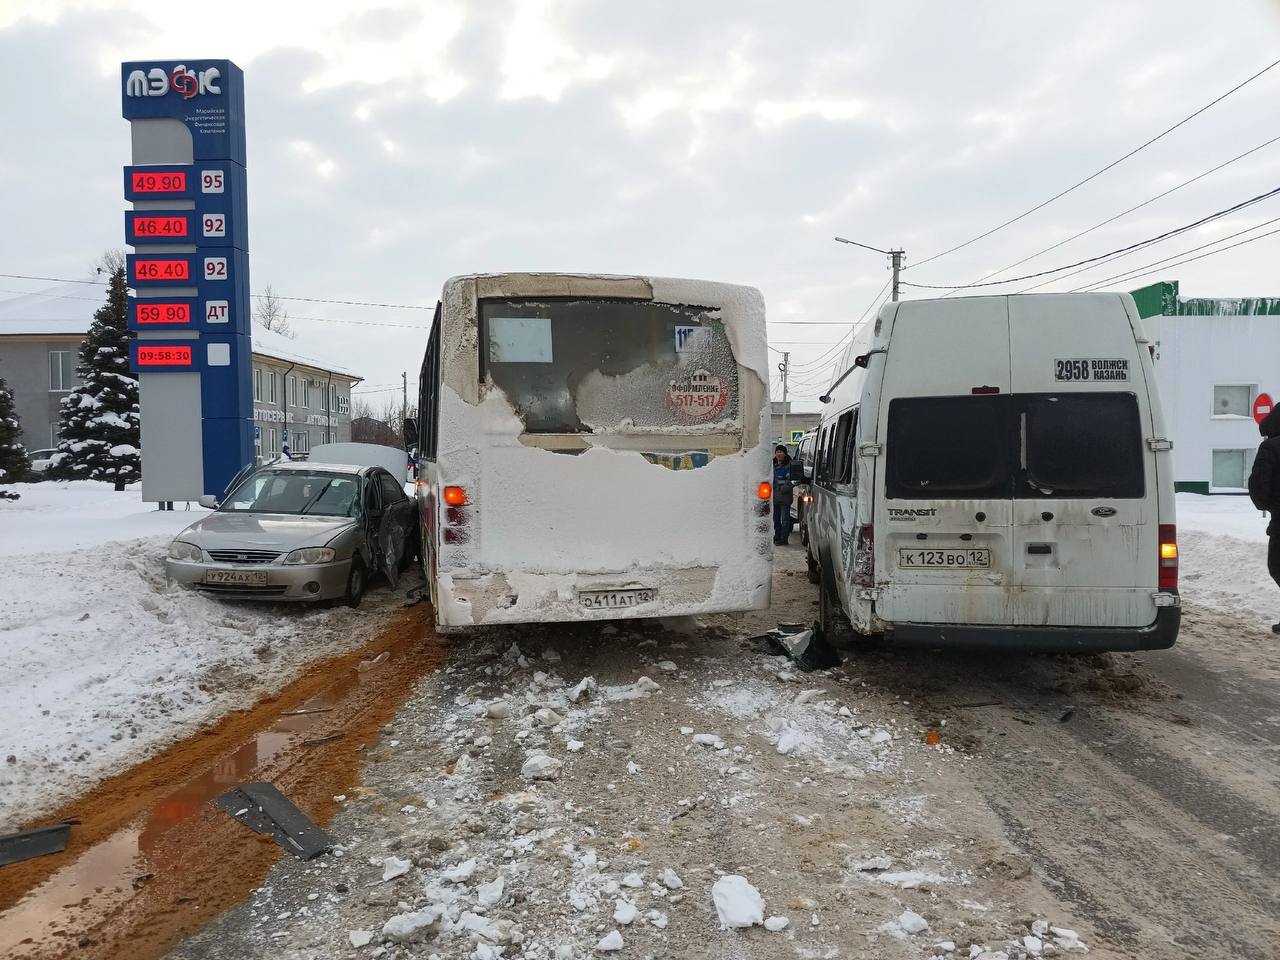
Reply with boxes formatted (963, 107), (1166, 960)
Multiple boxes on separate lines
(533, 707), (565, 727)
(1024, 934), (1044, 955)
(636, 676), (661, 692)
(662, 867), (684, 889)
(381, 856), (412, 881)
(870, 729), (892, 745)
(647, 910), (669, 928)
(478, 875), (505, 906)
(657, 660), (678, 672)
(485, 700), (513, 719)
(348, 930), (373, 948)
(765, 916), (790, 932)
(776, 731), (801, 755)
(542, 648), (562, 663)
(613, 898), (638, 924)
(569, 676), (599, 702)
(692, 733), (724, 749)
(442, 857), (478, 882)
(712, 874), (765, 929)
(679, 725), (694, 735)
(382, 905), (444, 942)
(898, 910), (929, 934)
(854, 856), (893, 871)
(596, 930), (624, 951)
(567, 739), (585, 752)
(794, 688), (825, 705)
(521, 754), (564, 780)
(627, 761), (640, 775)
(622, 872), (644, 887)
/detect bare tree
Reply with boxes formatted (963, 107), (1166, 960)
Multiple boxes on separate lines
(254, 283), (296, 338)
(96, 249), (126, 276)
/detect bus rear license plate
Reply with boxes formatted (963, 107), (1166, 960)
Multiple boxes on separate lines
(205, 569), (268, 585)
(579, 589), (655, 609)
(897, 548), (991, 570)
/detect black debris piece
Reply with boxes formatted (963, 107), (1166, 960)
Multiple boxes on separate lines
(0, 823), (71, 867)
(750, 623), (841, 671)
(214, 782), (332, 860)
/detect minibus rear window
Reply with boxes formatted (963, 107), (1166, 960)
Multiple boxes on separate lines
(887, 396), (1012, 499)
(1021, 393), (1145, 499)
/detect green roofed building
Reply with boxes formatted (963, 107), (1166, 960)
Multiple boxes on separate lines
(1130, 280), (1280, 494)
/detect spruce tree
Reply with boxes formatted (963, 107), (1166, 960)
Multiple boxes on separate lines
(49, 267), (140, 491)
(0, 366), (28, 500)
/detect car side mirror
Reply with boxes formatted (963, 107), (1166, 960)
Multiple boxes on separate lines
(790, 461), (805, 482)
(198, 495), (218, 509)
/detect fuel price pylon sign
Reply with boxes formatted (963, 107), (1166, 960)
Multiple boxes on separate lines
(122, 60), (253, 500)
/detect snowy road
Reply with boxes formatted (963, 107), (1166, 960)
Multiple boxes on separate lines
(166, 540), (1280, 960)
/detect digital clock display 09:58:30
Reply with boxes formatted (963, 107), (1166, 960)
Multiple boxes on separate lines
(135, 345), (193, 367)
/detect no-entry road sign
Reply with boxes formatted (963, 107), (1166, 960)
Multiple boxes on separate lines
(1254, 392), (1273, 425)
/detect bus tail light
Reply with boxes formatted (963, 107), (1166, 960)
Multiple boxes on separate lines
(442, 485), (472, 544)
(757, 481), (772, 500)
(1159, 524), (1178, 591)
(443, 485), (468, 506)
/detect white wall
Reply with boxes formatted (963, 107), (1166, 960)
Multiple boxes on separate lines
(1145, 312), (1279, 491)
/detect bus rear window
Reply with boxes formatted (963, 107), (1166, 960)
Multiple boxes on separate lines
(887, 396), (1012, 499)
(480, 298), (739, 434)
(1021, 393), (1144, 498)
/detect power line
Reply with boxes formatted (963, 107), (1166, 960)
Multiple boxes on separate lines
(785, 280), (891, 371)
(902, 185), (1280, 291)
(941, 131), (1280, 295)
(1069, 217), (1280, 292)
(1019, 212), (1280, 293)
(908, 55), (1280, 271)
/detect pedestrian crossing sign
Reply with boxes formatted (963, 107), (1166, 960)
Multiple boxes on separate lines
(789, 429), (805, 443)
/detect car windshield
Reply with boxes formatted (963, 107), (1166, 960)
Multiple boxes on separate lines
(221, 470), (360, 517)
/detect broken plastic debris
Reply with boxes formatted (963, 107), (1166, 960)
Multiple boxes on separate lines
(712, 874), (765, 929)
(213, 782), (331, 860)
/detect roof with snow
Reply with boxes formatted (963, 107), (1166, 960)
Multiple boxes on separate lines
(0, 283), (361, 380)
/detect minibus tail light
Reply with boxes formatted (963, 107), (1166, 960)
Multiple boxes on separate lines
(443, 485), (468, 507)
(1158, 523), (1178, 591)
(757, 482), (772, 500)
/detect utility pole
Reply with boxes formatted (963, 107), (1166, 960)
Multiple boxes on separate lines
(401, 371), (408, 446)
(778, 351), (790, 444)
(889, 248), (904, 301)
(834, 237), (906, 301)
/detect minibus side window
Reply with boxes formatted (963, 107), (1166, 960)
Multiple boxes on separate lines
(830, 413), (852, 484)
(816, 425), (832, 484)
(839, 408), (859, 484)
(886, 396), (1013, 500)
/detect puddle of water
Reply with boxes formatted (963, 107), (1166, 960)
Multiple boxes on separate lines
(0, 627), (429, 959)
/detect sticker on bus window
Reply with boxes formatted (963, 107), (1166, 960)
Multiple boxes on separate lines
(1054, 358), (1129, 382)
(490, 317), (553, 363)
(667, 369), (729, 422)
(674, 325), (714, 354)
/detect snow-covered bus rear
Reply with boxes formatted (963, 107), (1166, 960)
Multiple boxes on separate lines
(412, 273), (772, 630)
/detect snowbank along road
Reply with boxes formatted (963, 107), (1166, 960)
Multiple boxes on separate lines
(169, 540), (1278, 960)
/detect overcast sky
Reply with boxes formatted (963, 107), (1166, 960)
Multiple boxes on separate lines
(2, 0), (1279, 409)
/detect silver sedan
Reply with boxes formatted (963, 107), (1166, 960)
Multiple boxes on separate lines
(165, 462), (416, 605)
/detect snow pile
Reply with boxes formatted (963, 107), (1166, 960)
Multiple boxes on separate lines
(1176, 493), (1274, 619)
(0, 531), (395, 830)
(711, 874), (765, 929)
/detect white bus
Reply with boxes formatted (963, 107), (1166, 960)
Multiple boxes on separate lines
(409, 273), (772, 630)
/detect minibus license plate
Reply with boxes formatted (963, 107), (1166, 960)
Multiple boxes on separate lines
(205, 569), (268, 585)
(579, 588), (655, 609)
(898, 548), (991, 570)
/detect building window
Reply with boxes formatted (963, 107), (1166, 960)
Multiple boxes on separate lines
(253, 368), (262, 401)
(48, 350), (75, 392)
(301, 379), (310, 409)
(268, 427), (277, 456)
(50, 424), (60, 447)
(294, 430), (308, 454)
(269, 371), (279, 404)
(1212, 384), (1255, 418)
(330, 385), (337, 413)
(1211, 449), (1255, 490)
(288, 376), (297, 407)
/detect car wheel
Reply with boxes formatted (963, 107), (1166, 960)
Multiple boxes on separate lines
(345, 558), (367, 608)
(806, 549), (821, 585)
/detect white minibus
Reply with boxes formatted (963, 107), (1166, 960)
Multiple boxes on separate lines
(409, 273), (772, 631)
(806, 293), (1180, 652)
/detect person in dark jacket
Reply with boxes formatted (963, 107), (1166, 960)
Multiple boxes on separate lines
(772, 445), (794, 545)
(1247, 407), (1280, 633)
